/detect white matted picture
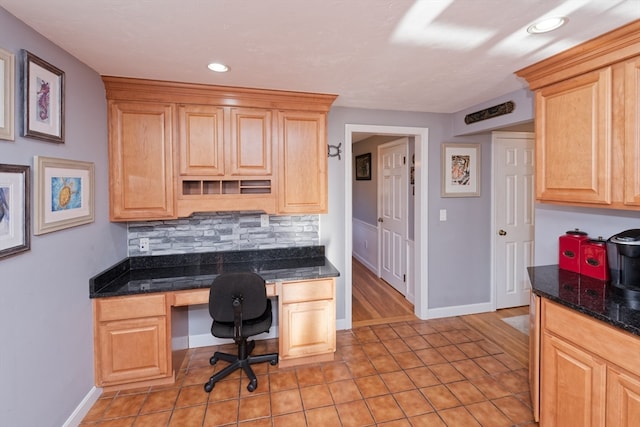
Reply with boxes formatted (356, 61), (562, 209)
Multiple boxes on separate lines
(0, 48), (15, 141)
(34, 156), (94, 235)
(21, 50), (65, 143)
(441, 143), (481, 197)
(0, 163), (30, 259)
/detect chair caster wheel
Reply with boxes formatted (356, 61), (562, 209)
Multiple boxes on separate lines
(209, 356), (218, 365)
(270, 360), (278, 365)
(247, 380), (257, 392)
(204, 382), (214, 392)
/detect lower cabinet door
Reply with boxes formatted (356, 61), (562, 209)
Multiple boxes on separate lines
(280, 299), (335, 359)
(541, 332), (606, 426)
(607, 367), (640, 427)
(97, 316), (169, 386)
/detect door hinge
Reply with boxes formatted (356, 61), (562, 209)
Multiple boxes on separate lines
(403, 274), (406, 282)
(403, 156), (406, 164)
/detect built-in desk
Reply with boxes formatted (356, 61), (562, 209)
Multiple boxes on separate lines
(90, 246), (340, 390)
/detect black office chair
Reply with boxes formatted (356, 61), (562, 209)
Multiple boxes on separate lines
(203, 272), (279, 393)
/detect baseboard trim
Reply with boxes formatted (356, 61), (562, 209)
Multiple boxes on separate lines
(426, 302), (493, 319)
(62, 386), (102, 427)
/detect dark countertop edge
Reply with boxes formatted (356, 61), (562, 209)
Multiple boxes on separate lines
(89, 246), (339, 299)
(531, 287), (640, 336)
(529, 265), (640, 337)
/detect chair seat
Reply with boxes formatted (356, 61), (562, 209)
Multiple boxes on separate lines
(211, 299), (273, 339)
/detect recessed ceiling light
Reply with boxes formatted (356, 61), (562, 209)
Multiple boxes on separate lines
(207, 62), (229, 73)
(527, 17), (568, 34)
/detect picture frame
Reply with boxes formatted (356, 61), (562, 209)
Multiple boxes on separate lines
(34, 156), (94, 235)
(441, 143), (481, 197)
(0, 163), (30, 259)
(0, 48), (15, 141)
(355, 153), (372, 180)
(21, 50), (65, 143)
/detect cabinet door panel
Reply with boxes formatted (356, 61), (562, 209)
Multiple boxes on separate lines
(607, 367), (640, 427)
(97, 316), (168, 385)
(178, 105), (225, 176)
(535, 68), (612, 204)
(625, 57), (640, 206)
(230, 108), (272, 176)
(280, 300), (335, 359)
(541, 332), (606, 426)
(278, 111), (327, 213)
(109, 102), (175, 220)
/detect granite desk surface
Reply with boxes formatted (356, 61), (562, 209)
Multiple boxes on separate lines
(528, 265), (640, 337)
(90, 246), (340, 299)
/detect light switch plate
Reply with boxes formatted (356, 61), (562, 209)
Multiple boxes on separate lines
(439, 209), (447, 221)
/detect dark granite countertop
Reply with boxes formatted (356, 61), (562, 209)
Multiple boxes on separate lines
(528, 265), (640, 336)
(90, 246), (340, 298)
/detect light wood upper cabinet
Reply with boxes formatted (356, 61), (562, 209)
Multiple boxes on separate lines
(103, 76), (336, 220)
(278, 111), (328, 214)
(178, 104), (225, 176)
(516, 20), (640, 211)
(229, 107), (273, 176)
(108, 101), (175, 221)
(534, 67), (613, 205)
(624, 57), (640, 206)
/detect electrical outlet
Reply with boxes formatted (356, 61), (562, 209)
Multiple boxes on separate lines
(260, 214), (269, 228)
(139, 237), (150, 252)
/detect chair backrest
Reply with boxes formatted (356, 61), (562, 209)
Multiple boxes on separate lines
(209, 272), (267, 323)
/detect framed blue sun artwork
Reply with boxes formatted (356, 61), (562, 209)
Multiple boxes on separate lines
(34, 156), (94, 235)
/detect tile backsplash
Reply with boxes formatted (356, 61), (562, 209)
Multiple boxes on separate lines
(127, 212), (319, 256)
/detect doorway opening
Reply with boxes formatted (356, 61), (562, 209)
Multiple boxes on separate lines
(344, 124), (430, 329)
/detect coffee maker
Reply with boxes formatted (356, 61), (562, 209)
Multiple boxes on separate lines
(607, 229), (640, 302)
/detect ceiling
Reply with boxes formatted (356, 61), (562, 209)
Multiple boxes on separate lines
(2, 0), (639, 113)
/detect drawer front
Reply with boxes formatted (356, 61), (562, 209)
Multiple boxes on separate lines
(543, 299), (640, 375)
(97, 294), (166, 321)
(173, 289), (208, 306)
(281, 279), (334, 303)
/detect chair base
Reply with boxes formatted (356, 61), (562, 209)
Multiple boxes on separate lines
(204, 340), (278, 393)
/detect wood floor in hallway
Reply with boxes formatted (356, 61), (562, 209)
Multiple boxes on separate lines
(351, 257), (529, 365)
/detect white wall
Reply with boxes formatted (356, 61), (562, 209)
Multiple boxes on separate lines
(0, 8), (127, 426)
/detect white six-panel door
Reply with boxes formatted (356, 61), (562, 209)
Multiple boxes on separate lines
(492, 132), (535, 308)
(378, 138), (408, 295)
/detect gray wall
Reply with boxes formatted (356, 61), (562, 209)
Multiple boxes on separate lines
(0, 8), (127, 426)
(324, 107), (493, 316)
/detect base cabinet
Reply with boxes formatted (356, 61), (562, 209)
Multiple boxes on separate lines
(279, 279), (336, 363)
(93, 277), (337, 388)
(537, 299), (640, 427)
(93, 294), (170, 387)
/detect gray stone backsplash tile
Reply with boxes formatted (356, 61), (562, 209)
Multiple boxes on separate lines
(128, 212), (319, 256)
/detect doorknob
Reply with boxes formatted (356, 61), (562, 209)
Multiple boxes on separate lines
(378, 217), (384, 223)
(498, 229), (507, 236)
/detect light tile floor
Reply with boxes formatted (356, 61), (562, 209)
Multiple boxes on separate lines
(80, 316), (538, 426)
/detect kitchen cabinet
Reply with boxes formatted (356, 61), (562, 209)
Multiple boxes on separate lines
(529, 291), (540, 422)
(516, 20), (640, 211)
(107, 101), (175, 221)
(537, 298), (640, 426)
(278, 111), (328, 213)
(103, 77), (336, 221)
(176, 105), (276, 215)
(278, 278), (336, 366)
(93, 293), (170, 388)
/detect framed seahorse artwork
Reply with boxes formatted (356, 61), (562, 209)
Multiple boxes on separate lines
(21, 50), (65, 143)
